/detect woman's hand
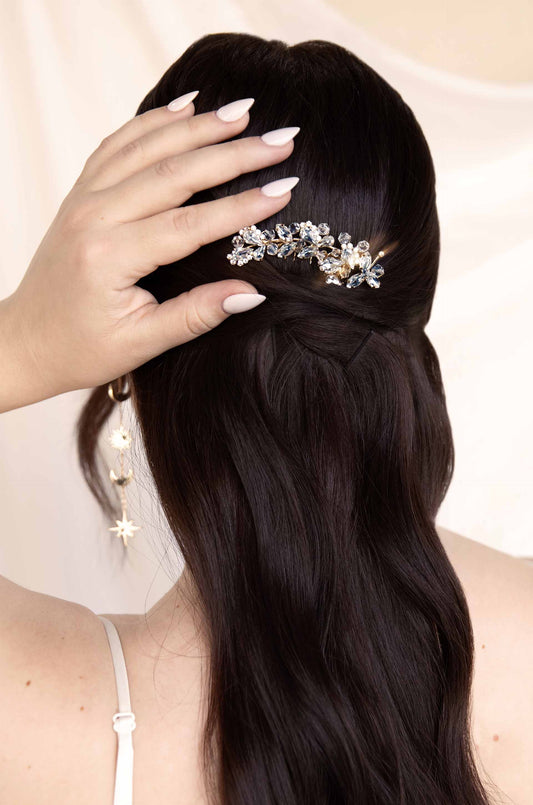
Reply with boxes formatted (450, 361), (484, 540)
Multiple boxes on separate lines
(0, 93), (300, 413)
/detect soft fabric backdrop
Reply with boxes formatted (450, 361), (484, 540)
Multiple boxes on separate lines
(1, 0), (531, 614)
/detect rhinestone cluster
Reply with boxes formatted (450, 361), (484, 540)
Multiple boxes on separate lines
(226, 221), (385, 288)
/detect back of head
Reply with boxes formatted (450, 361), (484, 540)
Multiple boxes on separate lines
(78, 33), (492, 805)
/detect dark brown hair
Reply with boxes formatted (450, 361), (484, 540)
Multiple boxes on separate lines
(77, 33), (495, 804)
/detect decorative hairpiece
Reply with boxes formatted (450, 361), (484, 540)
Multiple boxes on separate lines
(226, 221), (386, 288)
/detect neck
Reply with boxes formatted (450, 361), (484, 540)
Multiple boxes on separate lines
(140, 565), (209, 661)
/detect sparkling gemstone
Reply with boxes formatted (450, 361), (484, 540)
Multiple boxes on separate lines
(278, 242), (297, 257)
(252, 245), (265, 260)
(320, 258), (343, 274)
(359, 254), (372, 270)
(261, 229), (276, 241)
(266, 243), (279, 255)
(344, 250), (360, 269)
(276, 224), (292, 241)
(319, 260), (332, 272)
(300, 223), (321, 243)
(289, 222), (301, 233)
(346, 273), (365, 288)
(318, 223), (330, 236)
(366, 276), (380, 288)
(372, 264), (384, 277)
(338, 232), (351, 244)
(356, 240), (370, 252)
(340, 245), (354, 263)
(325, 275), (342, 285)
(297, 245), (316, 258)
(243, 228), (263, 246)
(232, 235), (244, 246)
(319, 235), (335, 247)
(234, 247), (251, 259)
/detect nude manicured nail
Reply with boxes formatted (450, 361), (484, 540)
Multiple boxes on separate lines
(167, 90), (199, 111)
(260, 127), (300, 146)
(260, 176), (300, 197)
(222, 293), (266, 314)
(216, 97), (255, 122)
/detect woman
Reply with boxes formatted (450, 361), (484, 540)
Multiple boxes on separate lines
(0, 32), (531, 805)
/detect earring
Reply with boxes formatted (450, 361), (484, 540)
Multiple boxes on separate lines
(107, 377), (140, 548)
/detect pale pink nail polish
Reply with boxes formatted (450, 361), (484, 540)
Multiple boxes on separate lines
(216, 98), (255, 122)
(260, 177), (300, 197)
(167, 91), (199, 111)
(260, 127), (300, 146)
(222, 293), (266, 314)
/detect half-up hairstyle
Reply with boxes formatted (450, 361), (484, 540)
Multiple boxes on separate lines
(77, 33), (495, 805)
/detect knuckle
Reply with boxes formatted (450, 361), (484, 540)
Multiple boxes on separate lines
(118, 137), (143, 161)
(172, 207), (203, 247)
(155, 154), (181, 179)
(170, 207), (187, 235)
(62, 193), (100, 232)
(183, 113), (201, 136)
(74, 233), (110, 270)
(183, 288), (213, 337)
(231, 137), (251, 163)
(97, 133), (115, 152)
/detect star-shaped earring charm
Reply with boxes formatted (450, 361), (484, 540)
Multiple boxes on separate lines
(109, 424), (132, 451)
(109, 515), (140, 547)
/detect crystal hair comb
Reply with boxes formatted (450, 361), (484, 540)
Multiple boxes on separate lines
(226, 221), (386, 288)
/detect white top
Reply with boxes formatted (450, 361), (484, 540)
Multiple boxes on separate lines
(98, 615), (136, 805)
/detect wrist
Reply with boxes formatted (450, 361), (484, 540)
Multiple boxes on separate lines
(0, 293), (56, 413)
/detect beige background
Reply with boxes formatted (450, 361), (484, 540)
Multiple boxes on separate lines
(0, 0), (532, 616)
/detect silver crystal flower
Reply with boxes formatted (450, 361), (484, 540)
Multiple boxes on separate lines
(226, 221), (385, 288)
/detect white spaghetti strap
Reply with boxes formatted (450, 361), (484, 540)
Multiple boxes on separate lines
(98, 615), (135, 805)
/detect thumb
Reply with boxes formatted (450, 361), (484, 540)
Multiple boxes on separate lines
(132, 280), (266, 358)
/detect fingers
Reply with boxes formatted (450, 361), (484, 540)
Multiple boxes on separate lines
(77, 97), (199, 185)
(124, 280), (266, 365)
(93, 133), (297, 224)
(87, 102), (255, 192)
(111, 183), (299, 282)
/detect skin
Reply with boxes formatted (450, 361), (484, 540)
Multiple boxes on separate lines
(0, 96), (296, 413)
(0, 98), (531, 803)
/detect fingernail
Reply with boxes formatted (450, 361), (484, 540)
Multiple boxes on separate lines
(222, 293), (266, 314)
(216, 97), (255, 122)
(260, 176), (300, 197)
(167, 90), (199, 111)
(260, 126), (300, 146)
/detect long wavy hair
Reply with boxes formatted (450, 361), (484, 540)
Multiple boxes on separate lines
(77, 33), (494, 805)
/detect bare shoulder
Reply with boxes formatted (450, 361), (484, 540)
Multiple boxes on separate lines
(438, 523), (532, 579)
(437, 524), (533, 804)
(436, 524), (533, 628)
(0, 575), (117, 804)
(0, 574), (105, 676)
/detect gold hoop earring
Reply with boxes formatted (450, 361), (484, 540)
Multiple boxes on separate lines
(107, 377), (140, 548)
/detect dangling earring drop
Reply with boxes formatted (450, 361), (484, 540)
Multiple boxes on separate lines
(107, 377), (140, 548)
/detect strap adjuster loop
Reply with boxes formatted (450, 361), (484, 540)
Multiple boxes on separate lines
(112, 711), (136, 734)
